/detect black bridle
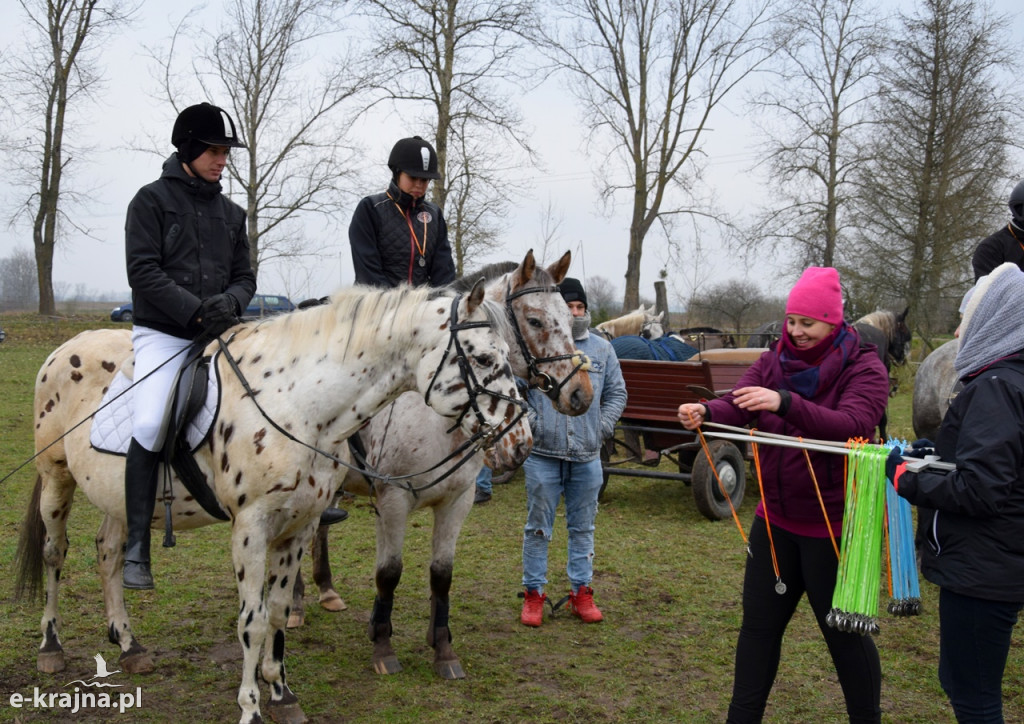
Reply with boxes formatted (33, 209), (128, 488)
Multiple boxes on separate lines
(424, 294), (527, 441)
(504, 279), (590, 401)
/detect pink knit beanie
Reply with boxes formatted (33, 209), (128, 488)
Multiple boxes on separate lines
(786, 267), (843, 323)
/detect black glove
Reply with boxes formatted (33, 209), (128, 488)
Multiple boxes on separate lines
(885, 446), (903, 482)
(196, 293), (238, 338)
(905, 438), (935, 459)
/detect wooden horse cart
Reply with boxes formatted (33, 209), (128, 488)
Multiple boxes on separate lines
(600, 348), (768, 521)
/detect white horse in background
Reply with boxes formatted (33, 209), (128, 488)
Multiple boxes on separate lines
(595, 304), (665, 340)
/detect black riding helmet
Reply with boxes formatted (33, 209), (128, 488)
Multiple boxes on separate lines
(388, 136), (441, 180)
(1009, 179), (1024, 226)
(172, 103), (246, 163)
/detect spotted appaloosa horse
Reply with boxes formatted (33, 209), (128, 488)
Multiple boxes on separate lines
(594, 304), (665, 340)
(290, 250), (595, 679)
(15, 281), (530, 724)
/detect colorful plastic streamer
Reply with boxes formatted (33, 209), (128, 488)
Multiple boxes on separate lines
(827, 441), (922, 636)
(885, 440), (922, 616)
(827, 443), (887, 635)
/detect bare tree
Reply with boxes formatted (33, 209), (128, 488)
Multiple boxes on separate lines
(688, 278), (765, 334)
(538, 0), (774, 310)
(0, 247), (41, 311)
(585, 274), (619, 322)
(152, 0), (366, 274)
(748, 0), (883, 271)
(853, 0), (1017, 339)
(356, 0), (537, 275)
(2, 0), (134, 314)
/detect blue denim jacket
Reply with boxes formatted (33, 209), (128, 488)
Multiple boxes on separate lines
(526, 330), (628, 462)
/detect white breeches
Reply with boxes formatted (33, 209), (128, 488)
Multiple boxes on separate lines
(131, 326), (192, 451)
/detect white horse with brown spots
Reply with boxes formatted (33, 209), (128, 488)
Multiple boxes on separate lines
(290, 251), (594, 679)
(15, 281), (530, 724)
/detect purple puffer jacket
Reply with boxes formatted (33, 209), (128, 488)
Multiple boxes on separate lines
(705, 333), (889, 532)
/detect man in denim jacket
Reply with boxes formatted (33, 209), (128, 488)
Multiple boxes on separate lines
(520, 278), (627, 627)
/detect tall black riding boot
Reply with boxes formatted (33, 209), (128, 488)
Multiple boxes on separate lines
(123, 439), (161, 590)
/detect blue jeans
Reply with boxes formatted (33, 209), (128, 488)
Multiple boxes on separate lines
(476, 465), (492, 494)
(938, 588), (1023, 723)
(521, 455), (602, 592)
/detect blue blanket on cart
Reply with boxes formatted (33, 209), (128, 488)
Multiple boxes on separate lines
(610, 334), (699, 361)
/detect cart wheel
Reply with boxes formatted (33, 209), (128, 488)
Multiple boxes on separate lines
(691, 440), (745, 521)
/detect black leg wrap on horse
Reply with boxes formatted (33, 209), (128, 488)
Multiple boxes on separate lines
(430, 595), (452, 643)
(368, 596), (394, 641)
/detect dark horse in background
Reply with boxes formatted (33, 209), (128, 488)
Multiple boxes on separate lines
(747, 308), (911, 439)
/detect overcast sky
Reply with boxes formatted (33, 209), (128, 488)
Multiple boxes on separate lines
(1, 0), (1021, 307)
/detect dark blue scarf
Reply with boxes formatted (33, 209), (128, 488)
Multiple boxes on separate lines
(773, 322), (857, 399)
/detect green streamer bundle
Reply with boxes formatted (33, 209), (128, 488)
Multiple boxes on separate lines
(827, 444), (888, 636)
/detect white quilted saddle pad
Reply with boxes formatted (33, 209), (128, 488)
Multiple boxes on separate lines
(90, 361), (220, 456)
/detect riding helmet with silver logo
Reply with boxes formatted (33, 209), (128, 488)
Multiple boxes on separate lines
(388, 136), (441, 179)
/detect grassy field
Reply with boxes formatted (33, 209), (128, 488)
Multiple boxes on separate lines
(0, 313), (1019, 723)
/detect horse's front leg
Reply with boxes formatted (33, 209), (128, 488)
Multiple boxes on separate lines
(232, 522), (269, 724)
(369, 504), (407, 675)
(426, 489), (473, 680)
(95, 514), (153, 673)
(262, 527), (312, 724)
(311, 523), (346, 612)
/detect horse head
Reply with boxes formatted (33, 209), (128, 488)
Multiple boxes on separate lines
(890, 307), (912, 365)
(640, 309), (665, 340)
(418, 279), (532, 471)
(498, 249), (594, 416)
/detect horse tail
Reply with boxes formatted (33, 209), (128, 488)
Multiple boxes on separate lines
(14, 474), (46, 602)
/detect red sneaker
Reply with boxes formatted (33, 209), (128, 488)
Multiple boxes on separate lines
(520, 589), (546, 627)
(568, 586), (603, 623)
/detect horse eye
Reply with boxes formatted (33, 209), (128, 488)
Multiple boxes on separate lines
(527, 317), (543, 329)
(474, 354), (494, 367)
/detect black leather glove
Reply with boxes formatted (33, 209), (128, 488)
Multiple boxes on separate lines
(885, 446), (903, 482)
(905, 439), (935, 459)
(196, 293), (238, 338)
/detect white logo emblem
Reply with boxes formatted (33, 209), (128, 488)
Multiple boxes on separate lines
(420, 147), (430, 171)
(416, 210), (433, 224)
(219, 110), (235, 140)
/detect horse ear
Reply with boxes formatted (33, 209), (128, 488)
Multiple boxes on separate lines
(547, 251), (571, 284)
(465, 278), (486, 314)
(900, 306), (909, 322)
(656, 311), (665, 322)
(512, 250), (536, 289)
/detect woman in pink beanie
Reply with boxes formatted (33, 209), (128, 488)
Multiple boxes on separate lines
(678, 266), (890, 723)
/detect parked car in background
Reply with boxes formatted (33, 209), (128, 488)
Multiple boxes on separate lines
(110, 302), (134, 323)
(110, 294), (294, 325)
(243, 294), (295, 319)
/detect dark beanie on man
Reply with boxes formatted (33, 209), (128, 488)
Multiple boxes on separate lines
(558, 277), (587, 309)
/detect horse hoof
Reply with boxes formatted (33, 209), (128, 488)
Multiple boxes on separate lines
(266, 700), (307, 724)
(37, 650), (65, 673)
(286, 611), (304, 629)
(318, 591), (347, 612)
(434, 659), (465, 680)
(120, 649), (155, 674)
(372, 655), (402, 675)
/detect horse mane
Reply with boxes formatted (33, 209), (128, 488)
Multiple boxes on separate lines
(449, 262), (519, 293)
(854, 310), (896, 340)
(260, 285), (510, 361)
